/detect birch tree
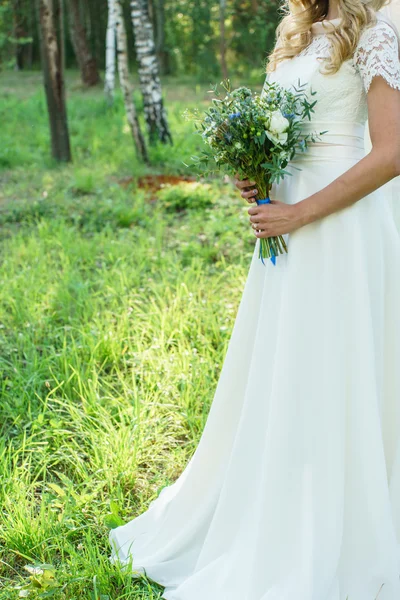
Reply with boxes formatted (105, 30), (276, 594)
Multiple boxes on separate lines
(114, 0), (148, 163)
(130, 0), (172, 145)
(104, 0), (116, 104)
(38, 0), (71, 162)
(67, 0), (100, 86)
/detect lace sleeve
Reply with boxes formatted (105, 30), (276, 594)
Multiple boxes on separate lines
(354, 19), (400, 93)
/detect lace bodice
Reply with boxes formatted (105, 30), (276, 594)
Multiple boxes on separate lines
(264, 13), (400, 126)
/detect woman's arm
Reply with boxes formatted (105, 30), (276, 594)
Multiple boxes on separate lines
(245, 77), (400, 238)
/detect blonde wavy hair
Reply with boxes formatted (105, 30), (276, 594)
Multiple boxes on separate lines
(267, 0), (390, 75)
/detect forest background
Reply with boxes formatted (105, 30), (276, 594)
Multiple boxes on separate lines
(0, 1), (279, 599)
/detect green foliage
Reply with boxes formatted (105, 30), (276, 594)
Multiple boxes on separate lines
(230, 0), (281, 73)
(156, 181), (214, 212)
(14, 564), (62, 598)
(72, 168), (99, 195)
(0, 1), (14, 69)
(186, 0), (219, 78)
(162, 0), (281, 79)
(0, 0), (33, 70)
(104, 501), (125, 529)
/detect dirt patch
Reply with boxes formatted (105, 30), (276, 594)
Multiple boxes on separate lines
(117, 174), (197, 201)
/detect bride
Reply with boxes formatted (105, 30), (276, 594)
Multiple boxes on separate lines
(109, 0), (400, 598)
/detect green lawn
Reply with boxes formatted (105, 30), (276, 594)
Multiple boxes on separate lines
(0, 71), (259, 598)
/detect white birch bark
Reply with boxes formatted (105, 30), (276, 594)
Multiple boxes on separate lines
(114, 0), (148, 163)
(130, 0), (172, 145)
(104, 0), (116, 104)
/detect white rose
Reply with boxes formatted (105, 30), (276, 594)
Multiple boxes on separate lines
(265, 130), (288, 145)
(278, 131), (288, 144)
(269, 110), (289, 134)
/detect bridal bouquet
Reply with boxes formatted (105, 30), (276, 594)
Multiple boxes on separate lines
(185, 80), (325, 264)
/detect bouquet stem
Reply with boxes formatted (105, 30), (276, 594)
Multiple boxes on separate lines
(254, 181), (288, 265)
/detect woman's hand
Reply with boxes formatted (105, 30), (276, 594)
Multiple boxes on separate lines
(248, 199), (306, 238)
(233, 172), (306, 236)
(234, 173), (258, 204)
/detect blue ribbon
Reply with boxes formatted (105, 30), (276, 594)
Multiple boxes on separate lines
(255, 197), (276, 265)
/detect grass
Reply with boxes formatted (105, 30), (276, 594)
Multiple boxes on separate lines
(0, 70), (260, 598)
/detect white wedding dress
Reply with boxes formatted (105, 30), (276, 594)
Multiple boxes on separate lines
(109, 12), (400, 600)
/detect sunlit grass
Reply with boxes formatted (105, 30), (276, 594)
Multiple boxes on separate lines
(0, 71), (256, 598)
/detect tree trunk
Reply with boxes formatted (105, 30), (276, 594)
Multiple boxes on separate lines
(26, 0), (35, 69)
(13, 0), (26, 70)
(104, 0), (116, 104)
(67, 0), (100, 86)
(59, 0), (66, 74)
(130, 0), (172, 145)
(114, 0), (148, 163)
(219, 0), (228, 80)
(38, 0), (71, 162)
(152, 0), (169, 75)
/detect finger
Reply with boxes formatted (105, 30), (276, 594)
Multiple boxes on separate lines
(248, 206), (260, 215)
(241, 188), (258, 200)
(234, 172), (256, 183)
(235, 179), (251, 190)
(251, 222), (264, 231)
(252, 222), (262, 231)
(235, 178), (256, 190)
(249, 215), (263, 224)
(255, 229), (270, 238)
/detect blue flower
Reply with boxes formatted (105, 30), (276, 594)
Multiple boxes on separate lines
(229, 112), (241, 119)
